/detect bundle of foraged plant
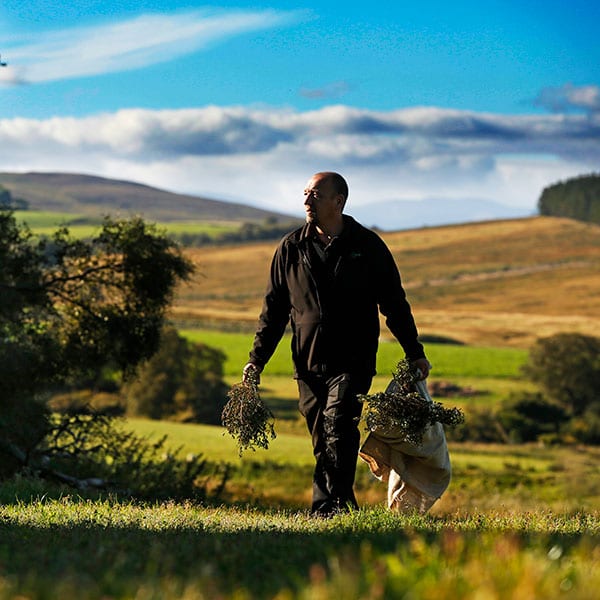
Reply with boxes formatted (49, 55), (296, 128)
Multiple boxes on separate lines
(359, 359), (464, 445)
(221, 367), (276, 456)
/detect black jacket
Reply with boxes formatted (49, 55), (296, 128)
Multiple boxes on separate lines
(249, 215), (425, 378)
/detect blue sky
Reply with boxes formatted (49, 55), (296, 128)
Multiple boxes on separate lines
(1, 1), (599, 224)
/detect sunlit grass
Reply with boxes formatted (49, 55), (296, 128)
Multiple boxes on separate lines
(180, 329), (528, 380)
(125, 417), (314, 466)
(0, 498), (597, 599)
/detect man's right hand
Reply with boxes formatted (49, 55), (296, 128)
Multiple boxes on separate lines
(242, 362), (263, 385)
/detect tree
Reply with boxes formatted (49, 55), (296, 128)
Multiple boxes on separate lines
(538, 173), (600, 224)
(0, 210), (193, 479)
(525, 333), (600, 416)
(124, 327), (228, 423)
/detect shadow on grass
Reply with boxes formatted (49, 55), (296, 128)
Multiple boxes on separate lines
(0, 512), (591, 599)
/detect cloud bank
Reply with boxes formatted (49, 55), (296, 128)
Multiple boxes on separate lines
(1, 99), (598, 224)
(0, 8), (303, 85)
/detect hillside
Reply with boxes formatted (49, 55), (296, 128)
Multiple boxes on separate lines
(0, 172), (299, 223)
(173, 216), (600, 348)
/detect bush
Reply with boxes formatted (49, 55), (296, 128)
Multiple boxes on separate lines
(445, 408), (507, 443)
(565, 402), (600, 444)
(42, 412), (226, 500)
(525, 333), (600, 416)
(496, 392), (570, 443)
(124, 327), (228, 423)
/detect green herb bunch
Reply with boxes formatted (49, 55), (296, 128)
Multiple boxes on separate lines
(359, 359), (465, 445)
(221, 367), (276, 456)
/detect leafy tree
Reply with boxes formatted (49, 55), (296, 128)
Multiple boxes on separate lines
(124, 327), (228, 423)
(496, 392), (570, 443)
(0, 210), (193, 479)
(525, 333), (600, 416)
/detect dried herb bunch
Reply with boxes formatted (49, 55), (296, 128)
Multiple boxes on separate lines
(221, 368), (276, 456)
(359, 359), (465, 445)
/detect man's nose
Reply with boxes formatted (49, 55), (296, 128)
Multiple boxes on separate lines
(304, 194), (313, 206)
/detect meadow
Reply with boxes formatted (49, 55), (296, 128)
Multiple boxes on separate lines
(13, 210), (240, 240)
(1, 215), (599, 599)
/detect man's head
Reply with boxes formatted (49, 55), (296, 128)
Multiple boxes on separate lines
(303, 172), (348, 229)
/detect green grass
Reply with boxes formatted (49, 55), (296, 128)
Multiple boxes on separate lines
(180, 329), (528, 379)
(13, 210), (240, 239)
(180, 328), (529, 418)
(126, 417), (314, 466)
(0, 497), (597, 599)
(120, 417), (600, 514)
(13, 209), (91, 227)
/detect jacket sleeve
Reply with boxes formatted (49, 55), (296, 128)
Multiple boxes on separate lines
(374, 236), (426, 361)
(248, 240), (291, 369)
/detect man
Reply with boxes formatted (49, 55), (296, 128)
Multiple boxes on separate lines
(243, 171), (430, 517)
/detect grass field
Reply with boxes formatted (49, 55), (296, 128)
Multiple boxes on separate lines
(13, 210), (241, 239)
(172, 216), (600, 347)
(121, 417), (600, 512)
(180, 328), (531, 419)
(2, 215), (599, 599)
(0, 489), (598, 599)
(180, 329), (528, 379)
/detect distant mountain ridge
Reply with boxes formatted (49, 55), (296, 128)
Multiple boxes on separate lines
(0, 172), (300, 224)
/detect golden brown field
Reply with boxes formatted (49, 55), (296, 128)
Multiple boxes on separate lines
(172, 216), (600, 348)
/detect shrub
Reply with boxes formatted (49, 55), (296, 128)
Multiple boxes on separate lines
(42, 412), (226, 500)
(496, 392), (570, 443)
(445, 408), (507, 443)
(525, 333), (600, 416)
(124, 327), (228, 423)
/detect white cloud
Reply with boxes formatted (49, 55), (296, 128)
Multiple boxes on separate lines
(534, 84), (600, 114)
(0, 9), (304, 85)
(0, 104), (597, 223)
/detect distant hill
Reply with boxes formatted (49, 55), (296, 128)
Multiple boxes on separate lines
(0, 172), (300, 224)
(174, 216), (600, 348)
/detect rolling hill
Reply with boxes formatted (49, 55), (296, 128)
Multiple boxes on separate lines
(0, 172), (299, 223)
(172, 216), (600, 349)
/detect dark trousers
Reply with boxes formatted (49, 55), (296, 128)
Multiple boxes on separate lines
(297, 372), (372, 516)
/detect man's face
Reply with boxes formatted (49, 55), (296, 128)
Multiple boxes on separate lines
(303, 174), (343, 226)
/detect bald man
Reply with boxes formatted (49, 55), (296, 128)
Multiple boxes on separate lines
(244, 172), (430, 517)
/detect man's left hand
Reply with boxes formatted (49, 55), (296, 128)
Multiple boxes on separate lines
(412, 358), (432, 380)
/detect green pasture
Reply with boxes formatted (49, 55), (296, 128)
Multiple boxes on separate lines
(181, 328), (530, 412)
(13, 210), (240, 239)
(121, 416), (600, 514)
(123, 417), (577, 475)
(13, 210), (88, 227)
(180, 328), (529, 379)
(127, 417), (314, 466)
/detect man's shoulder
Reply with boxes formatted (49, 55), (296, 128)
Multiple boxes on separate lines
(273, 224), (307, 252)
(344, 215), (387, 247)
(280, 224), (306, 244)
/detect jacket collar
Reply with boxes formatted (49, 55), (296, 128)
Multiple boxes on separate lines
(297, 214), (358, 244)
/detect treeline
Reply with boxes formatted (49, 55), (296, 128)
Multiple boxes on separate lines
(538, 173), (600, 224)
(171, 219), (300, 247)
